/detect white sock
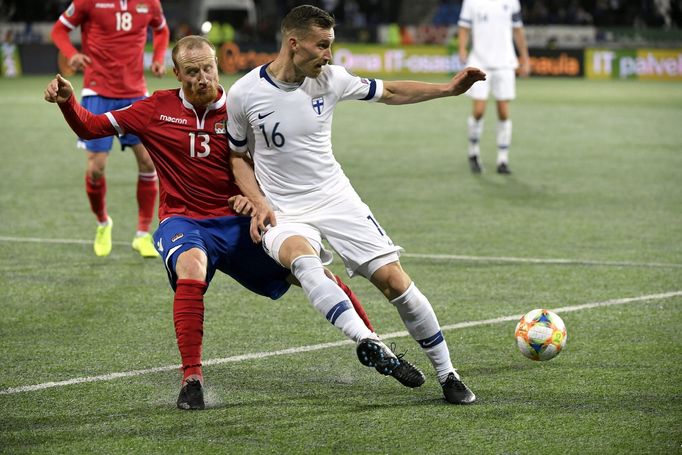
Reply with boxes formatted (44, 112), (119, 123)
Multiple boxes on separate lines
(467, 115), (484, 157)
(97, 217), (112, 228)
(291, 255), (375, 342)
(496, 119), (512, 164)
(390, 283), (454, 381)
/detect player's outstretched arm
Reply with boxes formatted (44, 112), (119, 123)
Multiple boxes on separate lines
(45, 74), (118, 139)
(379, 67), (486, 105)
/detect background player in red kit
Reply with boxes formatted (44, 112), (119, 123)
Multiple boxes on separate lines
(51, 0), (170, 257)
(44, 36), (423, 410)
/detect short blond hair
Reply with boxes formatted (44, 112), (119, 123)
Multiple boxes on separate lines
(172, 35), (216, 68)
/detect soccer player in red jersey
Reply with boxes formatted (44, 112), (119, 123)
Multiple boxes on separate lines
(51, 0), (170, 258)
(45, 36), (420, 411)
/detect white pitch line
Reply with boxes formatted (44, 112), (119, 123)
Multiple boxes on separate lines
(0, 236), (130, 246)
(1, 291), (680, 396)
(1, 235), (681, 269)
(402, 252), (682, 269)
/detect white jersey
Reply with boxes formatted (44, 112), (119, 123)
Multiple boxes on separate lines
(227, 64), (384, 214)
(458, 0), (523, 70)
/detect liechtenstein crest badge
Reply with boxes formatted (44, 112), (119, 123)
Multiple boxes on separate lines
(214, 120), (226, 134)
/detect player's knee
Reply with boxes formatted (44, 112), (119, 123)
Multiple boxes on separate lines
(138, 159), (155, 173)
(86, 157), (106, 179)
(371, 263), (411, 300)
(175, 248), (208, 281)
(278, 236), (318, 269)
(136, 151), (156, 171)
(87, 168), (105, 180)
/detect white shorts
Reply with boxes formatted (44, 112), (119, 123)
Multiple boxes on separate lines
(466, 68), (516, 101)
(262, 194), (402, 278)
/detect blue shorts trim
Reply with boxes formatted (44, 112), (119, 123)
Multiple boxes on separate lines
(78, 95), (144, 152)
(153, 216), (291, 300)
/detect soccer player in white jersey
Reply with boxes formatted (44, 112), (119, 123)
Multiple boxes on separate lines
(227, 5), (486, 404)
(458, 0), (530, 174)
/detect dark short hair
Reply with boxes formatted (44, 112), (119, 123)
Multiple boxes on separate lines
(281, 5), (335, 37)
(172, 35), (216, 68)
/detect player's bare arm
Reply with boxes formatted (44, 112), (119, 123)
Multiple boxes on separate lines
(229, 152), (277, 242)
(513, 27), (531, 77)
(458, 26), (471, 64)
(379, 67), (486, 105)
(44, 74), (74, 103)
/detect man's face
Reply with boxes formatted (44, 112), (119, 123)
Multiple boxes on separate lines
(291, 26), (334, 78)
(173, 44), (220, 106)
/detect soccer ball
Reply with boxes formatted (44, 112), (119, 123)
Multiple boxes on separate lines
(515, 309), (567, 361)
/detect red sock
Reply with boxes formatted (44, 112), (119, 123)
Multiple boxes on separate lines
(335, 275), (374, 332)
(85, 174), (108, 223)
(136, 172), (158, 233)
(174, 279), (208, 382)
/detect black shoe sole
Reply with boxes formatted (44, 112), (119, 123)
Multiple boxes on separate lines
(357, 339), (398, 374)
(357, 339), (425, 388)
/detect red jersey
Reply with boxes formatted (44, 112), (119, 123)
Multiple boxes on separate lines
(54, 0), (167, 98)
(59, 87), (240, 219)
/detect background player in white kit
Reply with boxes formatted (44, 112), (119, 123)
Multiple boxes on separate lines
(227, 5), (486, 404)
(458, 0), (530, 174)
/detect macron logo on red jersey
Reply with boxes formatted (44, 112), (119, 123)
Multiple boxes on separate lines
(159, 114), (188, 125)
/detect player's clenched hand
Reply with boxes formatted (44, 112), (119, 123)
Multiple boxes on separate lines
(150, 61), (166, 78)
(450, 67), (486, 96)
(228, 195), (254, 216)
(44, 74), (74, 103)
(67, 53), (91, 71)
(249, 198), (277, 243)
